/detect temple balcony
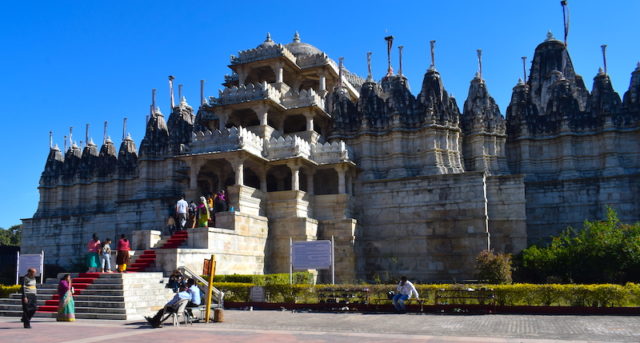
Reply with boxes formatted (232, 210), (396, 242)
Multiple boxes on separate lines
(210, 82), (283, 107)
(281, 88), (325, 110)
(311, 141), (353, 164)
(231, 43), (297, 66)
(264, 135), (311, 160)
(183, 126), (263, 157)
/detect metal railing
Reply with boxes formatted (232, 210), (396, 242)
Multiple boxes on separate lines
(178, 265), (224, 308)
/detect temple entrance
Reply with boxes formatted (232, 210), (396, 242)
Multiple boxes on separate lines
(197, 159), (235, 196)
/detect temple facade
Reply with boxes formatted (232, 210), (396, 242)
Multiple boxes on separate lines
(22, 32), (640, 282)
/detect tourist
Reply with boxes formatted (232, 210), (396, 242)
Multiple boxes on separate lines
(167, 269), (185, 293)
(116, 234), (131, 272)
(101, 238), (113, 273)
(145, 285), (191, 328)
(392, 276), (419, 313)
(197, 196), (210, 227)
(176, 194), (188, 230)
(215, 190), (228, 212)
(56, 274), (75, 322)
(188, 200), (197, 228)
(86, 234), (101, 273)
(20, 268), (37, 329)
(186, 278), (201, 308)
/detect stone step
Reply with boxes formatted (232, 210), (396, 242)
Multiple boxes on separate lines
(0, 310), (128, 320)
(0, 303), (127, 314)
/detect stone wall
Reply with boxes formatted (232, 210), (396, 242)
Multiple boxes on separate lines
(354, 172), (502, 282)
(486, 175), (527, 253)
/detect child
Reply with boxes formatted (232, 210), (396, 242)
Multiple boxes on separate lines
(101, 238), (113, 273)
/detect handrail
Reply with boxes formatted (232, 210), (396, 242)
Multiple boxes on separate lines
(178, 265), (224, 307)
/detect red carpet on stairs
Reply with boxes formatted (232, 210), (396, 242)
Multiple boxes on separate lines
(127, 230), (189, 272)
(37, 272), (101, 312)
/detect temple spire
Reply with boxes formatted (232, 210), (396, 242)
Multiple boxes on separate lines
(429, 40), (436, 70)
(169, 75), (175, 108)
(178, 84), (183, 101)
(521, 56), (527, 82)
(366, 52), (373, 81)
(601, 44), (608, 74)
(64, 135), (67, 152)
(384, 36), (394, 77)
(49, 131), (53, 149)
(200, 80), (205, 105)
(398, 46), (404, 76)
(265, 32), (272, 42)
(293, 31), (300, 43)
(476, 49), (483, 79)
(69, 127), (73, 147)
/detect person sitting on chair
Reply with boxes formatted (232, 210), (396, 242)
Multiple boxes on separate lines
(145, 285), (191, 328)
(186, 278), (201, 308)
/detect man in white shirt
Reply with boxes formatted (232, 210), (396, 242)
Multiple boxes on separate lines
(393, 276), (419, 313)
(145, 285), (191, 328)
(176, 194), (188, 230)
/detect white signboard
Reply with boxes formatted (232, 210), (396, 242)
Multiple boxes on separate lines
(249, 286), (265, 302)
(292, 240), (332, 270)
(16, 251), (44, 284)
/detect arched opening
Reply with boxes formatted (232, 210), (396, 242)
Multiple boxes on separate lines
(227, 109), (259, 128)
(283, 114), (307, 134)
(196, 159), (235, 196)
(314, 169), (338, 195)
(245, 66), (276, 84)
(266, 165), (292, 192)
(243, 167), (260, 189)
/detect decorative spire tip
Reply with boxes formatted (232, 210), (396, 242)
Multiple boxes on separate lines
(293, 31), (300, 43)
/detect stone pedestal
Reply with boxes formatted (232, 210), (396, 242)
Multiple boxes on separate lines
(227, 185), (266, 216)
(131, 230), (162, 250)
(266, 190), (312, 219)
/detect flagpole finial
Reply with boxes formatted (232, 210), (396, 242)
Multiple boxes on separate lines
(168, 75), (175, 108)
(384, 36), (394, 77)
(601, 44), (608, 74)
(398, 46), (404, 77)
(366, 52), (373, 81)
(521, 56), (527, 82)
(476, 49), (483, 80)
(429, 40), (436, 70)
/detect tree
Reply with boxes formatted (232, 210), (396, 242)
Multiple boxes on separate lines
(518, 207), (640, 284)
(475, 250), (512, 284)
(0, 224), (21, 246)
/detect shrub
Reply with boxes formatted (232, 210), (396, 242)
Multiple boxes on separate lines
(475, 250), (512, 284)
(212, 272), (313, 285)
(0, 285), (20, 298)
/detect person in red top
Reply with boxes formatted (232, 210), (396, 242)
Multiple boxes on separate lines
(116, 234), (131, 272)
(86, 234), (101, 272)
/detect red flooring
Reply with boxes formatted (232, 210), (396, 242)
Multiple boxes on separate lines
(127, 230), (189, 272)
(37, 273), (101, 312)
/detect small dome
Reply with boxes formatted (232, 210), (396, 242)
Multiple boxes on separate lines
(284, 32), (323, 56)
(257, 32), (276, 49)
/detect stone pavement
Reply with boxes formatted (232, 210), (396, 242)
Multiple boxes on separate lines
(1, 310), (639, 343)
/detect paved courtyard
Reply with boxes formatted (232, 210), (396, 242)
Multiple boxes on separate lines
(1, 310), (639, 343)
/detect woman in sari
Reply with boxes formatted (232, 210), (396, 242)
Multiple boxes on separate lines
(56, 274), (75, 322)
(197, 196), (210, 227)
(86, 234), (101, 272)
(116, 234), (131, 272)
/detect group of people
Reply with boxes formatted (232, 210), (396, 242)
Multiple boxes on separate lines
(20, 269), (75, 328)
(173, 191), (228, 231)
(145, 277), (202, 328)
(85, 234), (131, 273)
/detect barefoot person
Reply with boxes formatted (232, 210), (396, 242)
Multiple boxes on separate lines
(56, 274), (75, 322)
(116, 234), (131, 272)
(86, 234), (101, 272)
(21, 268), (37, 329)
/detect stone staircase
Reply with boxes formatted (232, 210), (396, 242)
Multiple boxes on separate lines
(129, 230), (189, 272)
(0, 272), (174, 320)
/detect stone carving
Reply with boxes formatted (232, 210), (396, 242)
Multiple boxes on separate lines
(188, 126), (263, 156)
(311, 141), (352, 164)
(265, 135), (311, 160)
(211, 82), (283, 106)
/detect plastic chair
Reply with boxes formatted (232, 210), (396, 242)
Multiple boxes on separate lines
(170, 299), (192, 326)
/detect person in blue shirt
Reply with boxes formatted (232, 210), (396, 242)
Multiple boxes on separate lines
(145, 285), (191, 328)
(186, 278), (201, 307)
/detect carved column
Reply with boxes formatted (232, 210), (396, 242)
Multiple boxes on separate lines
(256, 104), (268, 126)
(335, 165), (347, 194)
(274, 62), (284, 84)
(231, 157), (245, 186)
(259, 169), (268, 193)
(306, 168), (315, 195)
(318, 71), (327, 97)
(304, 110), (314, 131)
(288, 162), (301, 191)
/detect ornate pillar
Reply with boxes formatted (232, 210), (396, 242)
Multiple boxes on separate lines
(318, 71), (327, 97)
(288, 162), (300, 191)
(304, 110), (314, 131)
(335, 165), (347, 194)
(306, 168), (315, 195)
(274, 62), (284, 84)
(260, 169), (268, 193)
(187, 159), (205, 200)
(231, 157), (245, 186)
(256, 104), (268, 126)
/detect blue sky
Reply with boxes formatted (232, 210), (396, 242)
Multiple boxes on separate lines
(0, 1), (638, 229)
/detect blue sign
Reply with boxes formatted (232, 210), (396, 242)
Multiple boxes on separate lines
(292, 240), (332, 270)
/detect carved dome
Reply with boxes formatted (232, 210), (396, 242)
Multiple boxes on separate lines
(257, 33), (276, 49)
(285, 32), (323, 56)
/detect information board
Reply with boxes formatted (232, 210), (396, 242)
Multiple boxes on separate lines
(18, 254), (43, 276)
(292, 240), (332, 270)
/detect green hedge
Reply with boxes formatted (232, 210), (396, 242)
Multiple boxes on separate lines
(211, 272), (314, 285)
(213, 282), (640, 307)
(0, 285), (20, 298)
